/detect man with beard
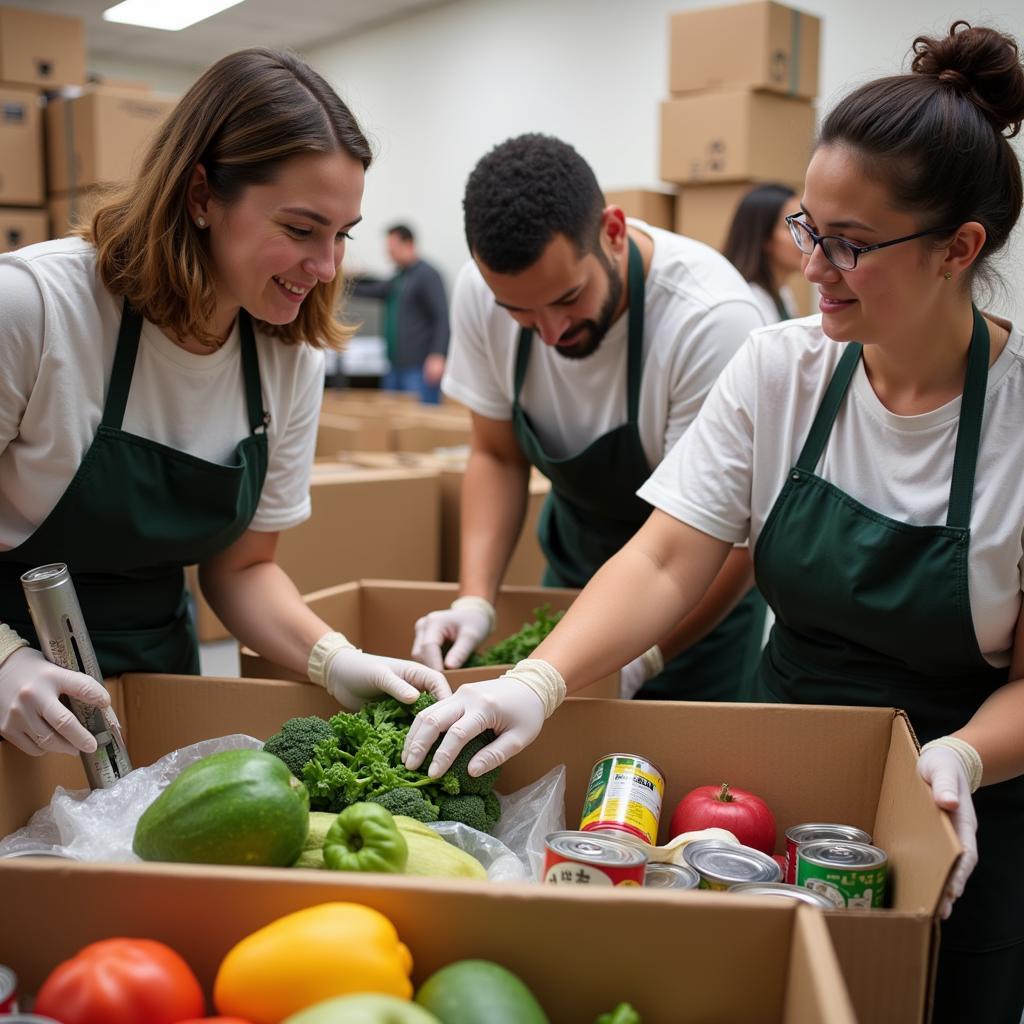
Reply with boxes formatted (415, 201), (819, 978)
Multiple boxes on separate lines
(412, 134), (765, 700)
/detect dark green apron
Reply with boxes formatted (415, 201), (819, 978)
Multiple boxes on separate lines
(752, 308), (1024, 1022)
(512, 238), (759, 702)
(0, 300), (269, 678)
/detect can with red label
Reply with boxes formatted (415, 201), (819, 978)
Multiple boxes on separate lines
(784, 823), (872, 884)
(0, 964), (19, 1013)
(543, 830), (647, 887)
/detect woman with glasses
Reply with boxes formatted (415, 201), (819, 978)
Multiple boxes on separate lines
(405, 22), (1024, 1020)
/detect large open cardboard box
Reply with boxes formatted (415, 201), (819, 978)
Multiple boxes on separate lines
(2, 862), (853, 1024)
(0, 680), (955, 1022)
(239, 579), (619, 699)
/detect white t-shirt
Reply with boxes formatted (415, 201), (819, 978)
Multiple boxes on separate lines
(441, 221), (765, 468)
(748, 282), (797, 324)
(0, 238), (324, 552)
(639, 314), (1024, 667)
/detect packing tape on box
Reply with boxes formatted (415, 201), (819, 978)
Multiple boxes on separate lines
(789, 11), (803, 97)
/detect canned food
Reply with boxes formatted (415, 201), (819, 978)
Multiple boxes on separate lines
(682, 839), (782, 890)
(644, 862), (700, 890)
(797, 840), (888, 908)
(543, 830), (647, 887)
(784, 823), (872, 884)
(579, 753), (665, 845)
(728, 881), (836, 909)
(0, 964), (18, 1013)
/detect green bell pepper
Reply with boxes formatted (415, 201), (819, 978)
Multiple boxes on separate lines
(284, 994), (441, 1023)
(323, 802), (408, 874)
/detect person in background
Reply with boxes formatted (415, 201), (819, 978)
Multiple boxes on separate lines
(405, 22), (1024, 1022)
(0, 49), (447, 760)
(352, 224), (449, 404)
(411, 134), (765, 701)
(723, 183), (805, 323)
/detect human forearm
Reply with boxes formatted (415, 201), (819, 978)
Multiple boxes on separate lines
(458, 449), (530, 602)
(955, 675), (1024, 786)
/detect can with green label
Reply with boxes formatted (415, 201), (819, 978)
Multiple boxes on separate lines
(796, 840), (888, 908)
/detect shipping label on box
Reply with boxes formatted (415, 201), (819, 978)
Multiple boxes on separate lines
(669, 1), (821, 99)
(0, 6), (86, 89)
(0, 85), (43, 205)
(0, 205), (47, 252)
(661, 91), (816, 185)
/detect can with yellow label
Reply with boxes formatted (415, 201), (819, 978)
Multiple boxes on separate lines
(579, 752), (665, 845)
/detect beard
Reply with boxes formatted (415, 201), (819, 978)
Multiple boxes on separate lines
(552, 255), (624, 361)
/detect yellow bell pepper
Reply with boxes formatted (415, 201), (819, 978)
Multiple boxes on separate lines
(213, 902), (413, 1024)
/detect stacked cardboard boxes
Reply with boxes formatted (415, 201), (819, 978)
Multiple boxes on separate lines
(662, 1), (820, 311)
(0, 6), (83, 251)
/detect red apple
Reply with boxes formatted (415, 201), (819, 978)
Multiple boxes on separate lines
(669, 782), (777, 854)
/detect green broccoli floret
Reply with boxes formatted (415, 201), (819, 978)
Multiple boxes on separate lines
(446, 731), (501, 796)
(482, 790), (502, 829)
(595, 1005), (641, 1024)
(412, 691), (438, 715)
(437, 794), (496, 834)
(262, 715), (333, 779)
(370, 787), (440, 823)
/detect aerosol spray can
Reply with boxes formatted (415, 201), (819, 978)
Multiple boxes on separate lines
(20, 563), (133, 788)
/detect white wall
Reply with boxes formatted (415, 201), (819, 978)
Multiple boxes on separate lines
(303, 0), (1024, 319)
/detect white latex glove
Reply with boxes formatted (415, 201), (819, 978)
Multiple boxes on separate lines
(325, 648), (451, 710)
(0, 647), (113, 757)
(402, 677), (546, 779)
(917, 744), (979, 919)
(619, 644), (665, 699)
(412, 599), (494, 671)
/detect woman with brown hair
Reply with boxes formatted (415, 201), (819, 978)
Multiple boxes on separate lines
(0, 48), (448, 758)
(407, 22), (1024, 1019)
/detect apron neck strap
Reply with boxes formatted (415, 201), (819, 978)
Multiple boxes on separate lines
(796, 307), (991, 530)
(101, 298), (144, 429)
(513, 235), (646, 425)
(238, 311), (267, 434)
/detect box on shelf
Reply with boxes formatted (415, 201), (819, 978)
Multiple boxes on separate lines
(603, 188), (677, 231)
(0, 680), (956, 1024)
(45, 86), (176, 193)
(0, 205), (46, 251)
(669, 1), (820, 99)
(661, 91), (815, 185)
(186, 468), (440, 642)
(0, 85), (43, 205)
(315, 412), (392, 454)
(47, 185), (103, 237)
(0, 5), (85, 89)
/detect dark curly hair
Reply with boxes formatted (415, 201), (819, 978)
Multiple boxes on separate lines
(463, 134), (605, 273)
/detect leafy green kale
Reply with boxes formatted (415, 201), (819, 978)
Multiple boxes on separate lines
(465, 605), (564, 667)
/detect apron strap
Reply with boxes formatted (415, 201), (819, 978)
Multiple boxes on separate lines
(238, 311), (268, 434)
(946, 305), (990, 529)
(513, 235), (645, 424)
(794, 341), (862, 472)
(101, 299), (144, 430)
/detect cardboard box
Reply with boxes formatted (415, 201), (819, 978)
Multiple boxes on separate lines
(661, 91), (816, 185)
(0, 6), (85, 89)
(675, 180), (774, 250)
(2, 861), (853, 1024)
(0, 85), (43, 205)
(604, 188), (677, 231)
(0, 682), (954, 1023)
(391, 416), (472, 453)
(0, 205), (46, 251)
(239, 579), (619, 699)
(315, 411), (392, 454)
(186, 469), (441, 642)
(669, 1), (821, 99)
(45, 87), (176, 193)
(47, 185), (103, 237)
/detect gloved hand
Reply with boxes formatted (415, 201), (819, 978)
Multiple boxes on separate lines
(325, 648), (451, 710)
(411, 597), (494, 671)
(619, 644), (664, 699)
(402, 677), (546, 779)
(918, 743), (979, 919)
(0, 647), (113, 757)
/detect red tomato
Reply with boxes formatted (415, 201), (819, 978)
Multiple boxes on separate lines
(669, 782), (777, 854)
(33, 937), (205, 1024)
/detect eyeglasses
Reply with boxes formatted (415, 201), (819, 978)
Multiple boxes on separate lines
(785, 215), (958, 271)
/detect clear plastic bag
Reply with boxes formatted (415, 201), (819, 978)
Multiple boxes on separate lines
(0, 734), (264, 862)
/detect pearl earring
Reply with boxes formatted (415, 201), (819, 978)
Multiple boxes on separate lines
(196, 216), (207, 228)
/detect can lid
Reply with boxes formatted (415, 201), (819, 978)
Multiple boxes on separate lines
(546, 830), (648, 867)
(785, 823), (872, 845)
(20, 562), (69, 590)
(683, 840), (782, 883)
(644, 862), (700, 889)
(798, 840), (887, 869)
(729, 881), (836, 908)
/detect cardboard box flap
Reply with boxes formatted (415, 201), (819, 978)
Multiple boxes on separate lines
(784, 905), (858, 1024)
(874, 710), (961, 914)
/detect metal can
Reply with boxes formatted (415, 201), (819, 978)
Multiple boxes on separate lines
(644, 862), (700, 890)
(3, 1016), (62, 1023)
(543, 830), (647, 887)
(21, 563), (133, 788)
(784, 823), (872, 884)
(797, 840), (888, 908)
(728, 881), (836, 909)
(682, 839), (782, 891)
(0, 964), (18, 1013)
(579, 753), (665, 845)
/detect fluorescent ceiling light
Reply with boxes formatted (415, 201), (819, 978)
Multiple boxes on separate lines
(103, 0), (246, 31)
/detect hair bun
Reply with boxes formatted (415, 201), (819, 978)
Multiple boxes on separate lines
(911, 21), (1024, 137)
